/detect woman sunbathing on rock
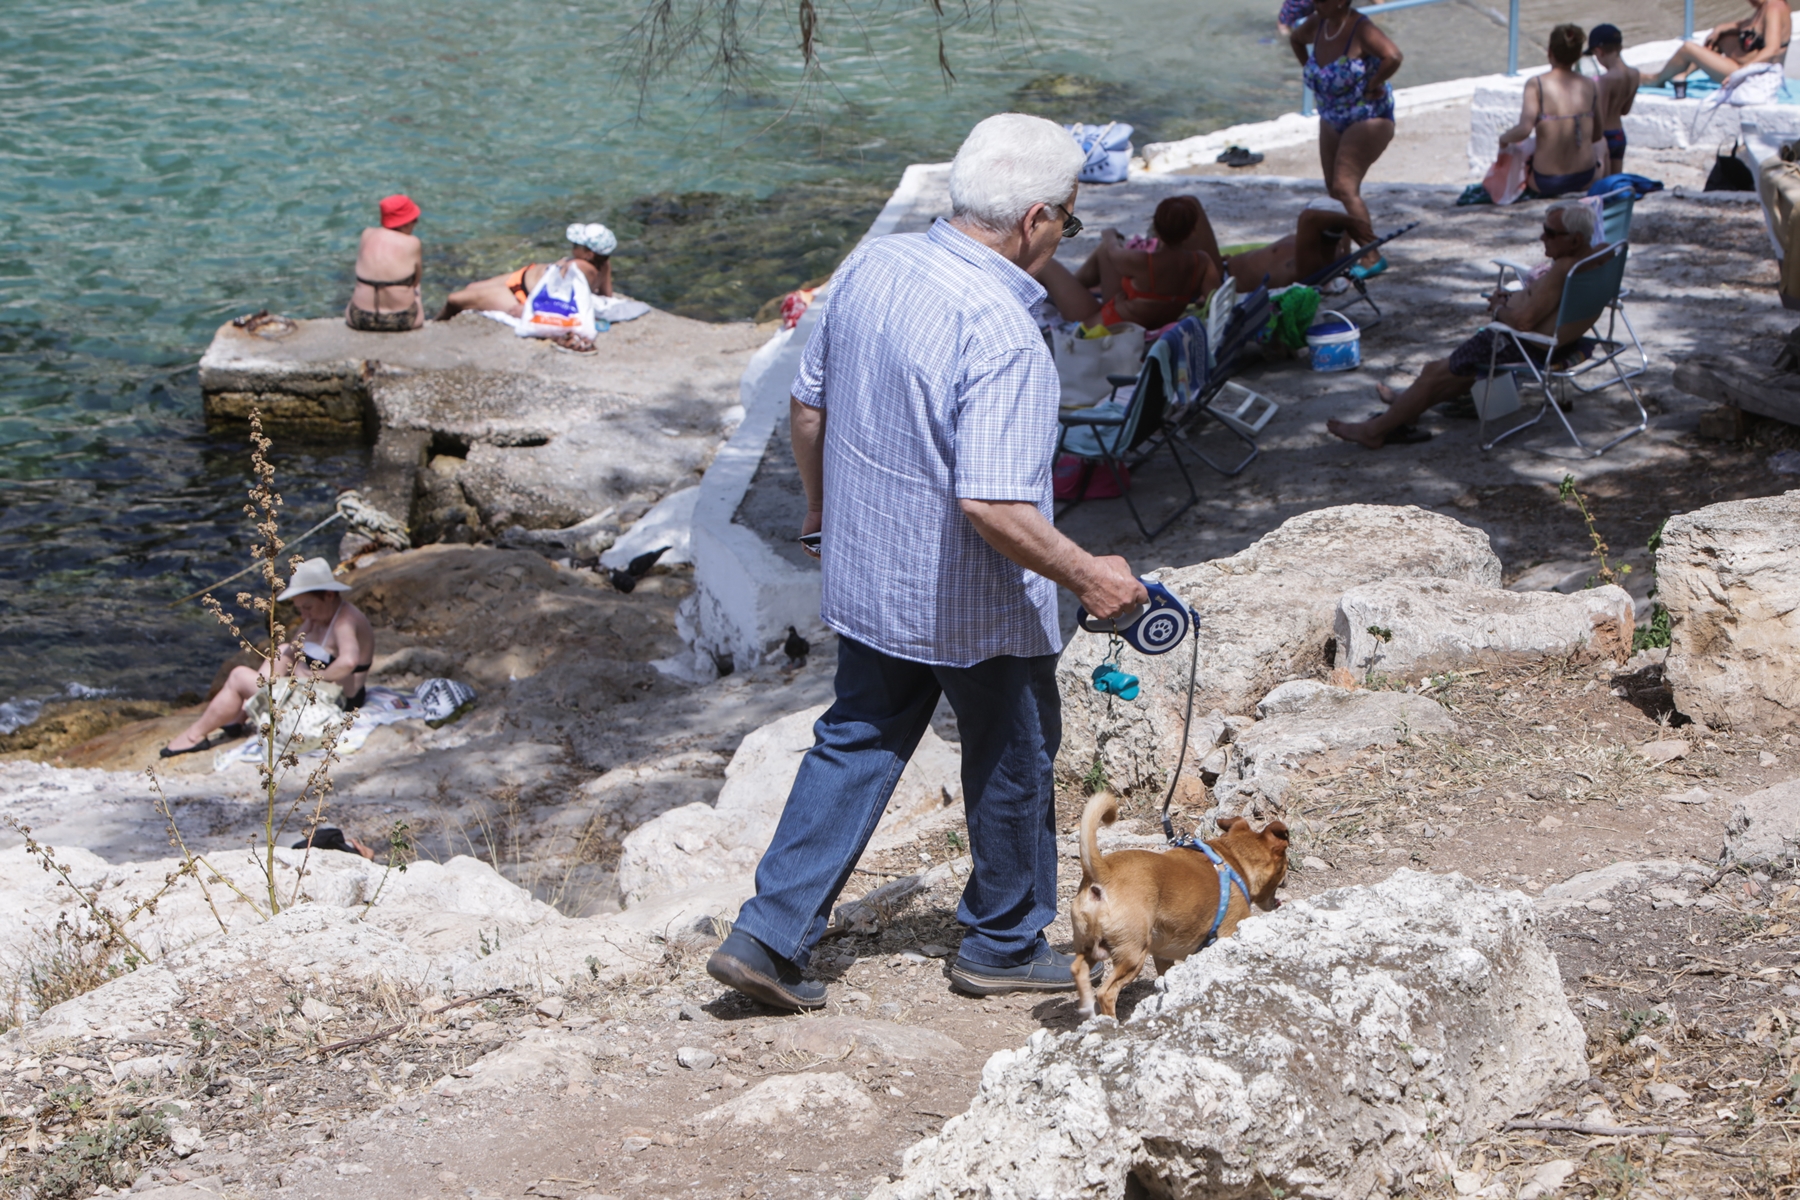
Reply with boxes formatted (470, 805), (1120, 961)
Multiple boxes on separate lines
(436, 223), (617, 321)
(161, 558), (376, 757)
(1039, 196), (1221, 332)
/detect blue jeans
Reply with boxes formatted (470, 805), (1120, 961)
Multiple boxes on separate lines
(733, 636), (1062, 970)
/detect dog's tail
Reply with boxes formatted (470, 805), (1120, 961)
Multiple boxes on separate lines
(1077, 792), (1120, 888)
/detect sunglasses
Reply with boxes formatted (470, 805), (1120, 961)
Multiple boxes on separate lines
(1541, 225), (1570, 237)
(1053, 203), (1083, 239)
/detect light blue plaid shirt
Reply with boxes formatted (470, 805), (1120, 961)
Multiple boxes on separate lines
(793, 218), (1063, 668)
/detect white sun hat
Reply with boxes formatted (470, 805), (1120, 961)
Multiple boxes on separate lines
(566, 222), (617, 256)
(276, 557), (352, 601)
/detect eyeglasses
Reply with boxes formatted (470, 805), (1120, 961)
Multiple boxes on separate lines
(1053, 203), (1083, 239)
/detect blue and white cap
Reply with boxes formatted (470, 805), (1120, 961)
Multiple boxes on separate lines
(566, 223), (617, 256)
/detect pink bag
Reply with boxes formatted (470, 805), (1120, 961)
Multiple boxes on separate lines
(1483, 137), (1534, 206)
(1054, 454), (1129, 500)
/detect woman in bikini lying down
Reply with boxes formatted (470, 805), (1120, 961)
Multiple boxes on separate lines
(1220, 206), (1356, 292)
(436, 222), (617, 321)
(1039, 195), (1221, 332)
(160, 558), (376, 758)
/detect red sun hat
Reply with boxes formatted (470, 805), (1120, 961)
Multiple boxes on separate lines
(379, 194), (421, 229)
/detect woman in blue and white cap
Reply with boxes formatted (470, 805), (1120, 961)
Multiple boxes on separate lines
(437, 221), (617, 320)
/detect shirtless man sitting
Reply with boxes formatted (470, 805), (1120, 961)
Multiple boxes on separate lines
(437, 223), (616, 321)
(1327, 202), (1601, 450)
(346, 195), (424, 333)
(1589, 25), (1640, 176)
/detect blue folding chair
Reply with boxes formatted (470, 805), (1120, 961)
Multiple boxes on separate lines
(1055, 333), (1198, 540)
(1476, 242), (1648, 457)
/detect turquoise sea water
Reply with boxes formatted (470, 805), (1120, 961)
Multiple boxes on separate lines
(0, 0), (1685, 713)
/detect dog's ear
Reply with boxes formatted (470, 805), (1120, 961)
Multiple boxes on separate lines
(1216, 816), (1246, 835)
(1263, 820), (1290, 843)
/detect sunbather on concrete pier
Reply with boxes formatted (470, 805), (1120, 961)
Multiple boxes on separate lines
(1223, 205), (1355, 291)
(345, 194), (424, 333)
(1326, 201), (1600, 449)
(437, 222), (616, 321)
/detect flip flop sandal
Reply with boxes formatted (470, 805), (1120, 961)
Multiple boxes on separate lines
(159, 740), (210, 758)
(221, 722), (249, 739)
(1215, 146), (1264, 168)
(1384, 424), (1434, 445)
(1348, 255), (1389, 281)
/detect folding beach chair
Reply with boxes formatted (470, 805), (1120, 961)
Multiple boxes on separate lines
(1295, 221), (1421, 326)
(1055, 334), (1198, 540)
(1475, 242), (1648, 457)
(1176, 284), (1277, 477)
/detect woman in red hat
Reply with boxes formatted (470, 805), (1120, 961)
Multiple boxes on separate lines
(345, 194), (424, 332)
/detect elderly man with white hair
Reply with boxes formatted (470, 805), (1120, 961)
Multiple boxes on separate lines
(707, 113), (1147, 1012)
(435, 222), (616, 321)
(1328, 200), (1602, 449)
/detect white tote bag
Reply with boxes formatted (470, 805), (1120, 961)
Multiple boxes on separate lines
(518, 260), (597, 338)
(1052, 324), (1146, 409)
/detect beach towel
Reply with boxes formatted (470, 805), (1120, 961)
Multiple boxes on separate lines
(213, 679), (477, 770)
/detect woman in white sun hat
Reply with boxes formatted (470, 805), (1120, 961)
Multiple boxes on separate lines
(161, 558), (377, 757)
(436, 221), (617, 321)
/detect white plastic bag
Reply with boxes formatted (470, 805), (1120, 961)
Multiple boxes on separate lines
(1051, 324), (1145, 409)
(519, 260), (596, 338)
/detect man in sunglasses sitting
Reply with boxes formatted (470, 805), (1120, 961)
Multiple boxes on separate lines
(1329, 200), (1602, 449)
(706, 113), (1146, 1012)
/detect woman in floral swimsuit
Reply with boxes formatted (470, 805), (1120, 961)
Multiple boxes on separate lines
(1290, 0), (1403, 265)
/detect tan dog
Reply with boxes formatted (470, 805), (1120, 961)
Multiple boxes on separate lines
(1070, 794), (1290, 1018)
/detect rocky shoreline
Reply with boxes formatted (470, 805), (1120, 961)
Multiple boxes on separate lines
(7, 65), (1800, 1197)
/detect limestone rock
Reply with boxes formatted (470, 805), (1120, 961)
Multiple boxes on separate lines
(1059, 505), (1500, 790)
(1660, 490), (1800, 731)
(432, 1028), (615, 1096)
(1215, 682), (1455, 812)
(869, 871), (1585, 1200)
(693, 1071), (875, 1130)
(1535, 859), (1715, 913)
(1335, 578), (1634, 676)
(616, 705), (961, 908)
(168, 1125), (206, 1158)
(1723, 779), (1800, 873)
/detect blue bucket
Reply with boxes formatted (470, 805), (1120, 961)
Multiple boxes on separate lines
(1307, 310), (1361, 372)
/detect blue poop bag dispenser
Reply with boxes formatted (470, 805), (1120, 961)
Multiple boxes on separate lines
(1077, 578), (1197, 701)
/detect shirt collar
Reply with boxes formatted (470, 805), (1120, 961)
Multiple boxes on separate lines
(928, 218), (1048, 308)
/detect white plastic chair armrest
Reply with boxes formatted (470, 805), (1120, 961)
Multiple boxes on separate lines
(1491, 258), (1535, 275)
(1483, 322), (1555, 346)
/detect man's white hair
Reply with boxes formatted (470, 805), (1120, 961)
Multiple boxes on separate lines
(949, 113), (1085, 235)
(1548, 200), (1599, 249)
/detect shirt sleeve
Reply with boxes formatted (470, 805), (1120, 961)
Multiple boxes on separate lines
(953, 346), (1061, 502)
(789, 300), (829, 410)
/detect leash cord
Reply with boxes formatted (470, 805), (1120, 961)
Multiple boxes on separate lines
(1159, 621), (1202, 844)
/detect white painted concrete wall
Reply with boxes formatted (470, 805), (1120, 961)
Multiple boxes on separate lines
(685, 162), (948, 671)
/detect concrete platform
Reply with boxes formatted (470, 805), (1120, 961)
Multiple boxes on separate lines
(199, 309), (766, 536)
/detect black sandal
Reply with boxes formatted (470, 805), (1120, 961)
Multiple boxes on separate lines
(1215, 145), (1264, 168)
(159, 740), (210, 758)
(1383, 424), (1434, 445)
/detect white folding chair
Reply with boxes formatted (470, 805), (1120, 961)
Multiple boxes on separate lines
(1478, 242), (1648, 457)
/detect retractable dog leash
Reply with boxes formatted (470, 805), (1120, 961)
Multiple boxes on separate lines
(1079, 580), (1254, 952)
(1074, 578), (1204, 844)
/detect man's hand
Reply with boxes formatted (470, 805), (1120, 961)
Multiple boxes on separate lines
(1077, 554), (1147, 621)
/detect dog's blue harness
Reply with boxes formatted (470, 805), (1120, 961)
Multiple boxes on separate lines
(1172, 836), (1254, 951)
